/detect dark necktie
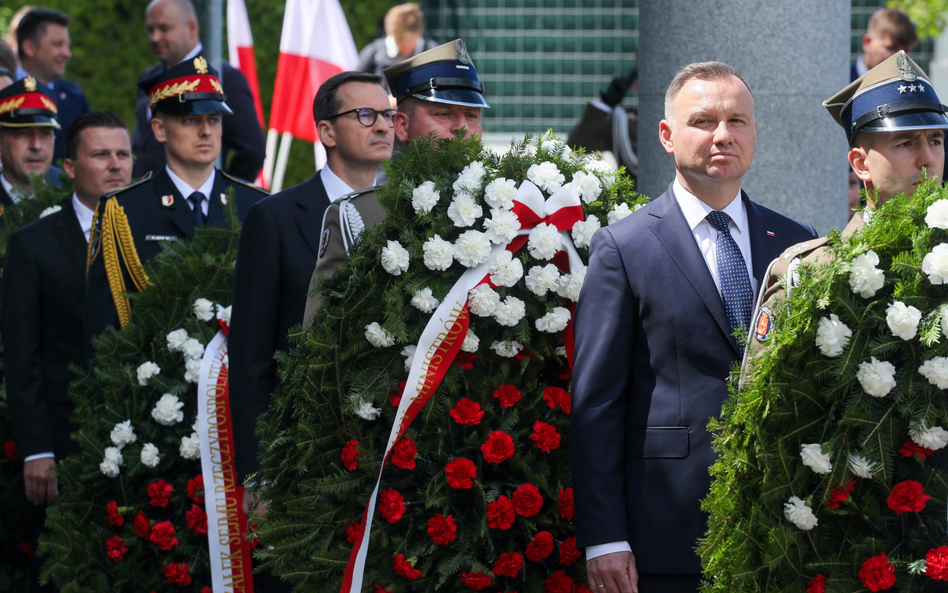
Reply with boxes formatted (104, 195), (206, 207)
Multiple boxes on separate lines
(705, 210), (753, 342)
(188, 192), (207, 227)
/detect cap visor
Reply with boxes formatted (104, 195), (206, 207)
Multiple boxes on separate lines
(860, 110), (948, 133)
(0, 114), (60, 128)
(156, 99), (233, 116)
(411, 88), (490, 109)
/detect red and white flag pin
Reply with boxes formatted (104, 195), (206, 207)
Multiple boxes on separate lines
(220, 193), (229, 205)
(161, 195), (174, 207)
(766, 230), (775, 237)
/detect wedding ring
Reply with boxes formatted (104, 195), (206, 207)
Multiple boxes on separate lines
(598, 586), (605, 589)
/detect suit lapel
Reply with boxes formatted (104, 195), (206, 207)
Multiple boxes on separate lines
(0, 184), (14, 208)
(51, 200), (87, 276)
(744, 192), (780, 289)
(155, 168), (196, 238)
(295, 174), (330, 259)
(206, 169), (227, 227)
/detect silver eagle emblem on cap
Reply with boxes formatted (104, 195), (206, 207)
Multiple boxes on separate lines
(897, 52), (917, 82)
(456, 39), (470, 65)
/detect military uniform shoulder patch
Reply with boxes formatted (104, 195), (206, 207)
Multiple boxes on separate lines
(318, 227), (331, 260)
(754, 305), (773, 343)
(219, 170), (269, 195)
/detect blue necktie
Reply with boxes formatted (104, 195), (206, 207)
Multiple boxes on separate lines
(188, 192), (207, 226)
(706, 210), (753, 342)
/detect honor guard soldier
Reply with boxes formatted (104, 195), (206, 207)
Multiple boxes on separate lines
(301, 39), (489, 324)
(84, 56), (267, 349)
(0, 75), (64, 204)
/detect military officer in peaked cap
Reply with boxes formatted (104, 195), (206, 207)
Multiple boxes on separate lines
(84, 56), (267, 350)
(746, 50), (948, 362)
(301, 39), (489, 324)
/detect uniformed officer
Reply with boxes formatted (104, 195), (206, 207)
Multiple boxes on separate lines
(301, 38), (489, 324)
(0, 75), (64, 204)
(746, 50), (948, 362)
(84, 56), (267, 348)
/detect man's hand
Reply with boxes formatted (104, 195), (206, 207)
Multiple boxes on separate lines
(241, 487), (270, 518)
(587, 550), (638, 593)
(24, 458), (58, 505)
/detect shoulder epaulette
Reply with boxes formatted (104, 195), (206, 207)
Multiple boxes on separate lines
(101, 171), (153, 202)
(219, 170), (269, 195)
(339, 185), (377, 205)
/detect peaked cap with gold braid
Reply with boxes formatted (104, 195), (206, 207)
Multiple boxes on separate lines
(139, 55), (232, 116)
(0, 76), (60, 128)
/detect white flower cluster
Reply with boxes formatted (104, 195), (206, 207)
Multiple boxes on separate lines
(166, 329), (205, 384)
(453, 161), (487, 197)
(355, 401), (381, 420)
(848, 452), (876, 478)
(541, 139), (571, 160)
(381, 240), (410, 275)
(571, 216), (601, 249)
(527, 161), (565, 194)
(585, 159), (616, 190)
(454, 230), (492, 268)
(364, 322), (395, 348)
(217, 304), (232, 327)
(402, 345), (416, 372)
(491, 340), (523, 357)
(152, 393), (185, 426)
(411, 288), (440, 313)
(483, 209), (520, 244)
(814, 314), (851, 357)
(857, 357), (897, 397)
(607, 203), (634, 225)
(423, 235), (454, 271)
(140, 443), (160, 468)
(412, 180), (440, 215)
(136, 361), (161, 386)
(484, 178), (517, 210)
(447, 195), (483, 227)
(99, 446), (124, 478)
(919, 356), (948, 388)
(110, 420), (137, 447)
(461, 329), (479, 352)
(525, 264), (561, 296)
(910, 422), (948, 450)
(536, 307), (571, 333)
(527, 223), (562, 260)
(800, 443), (832, 474)
(493, 296), (526, 326)
(193, 298), (215, 321)
(926, 199), (948, 229)
(849, 250), (885, 298)
(556, 265), (586, 302)
(469, 285), (501, 316)
(923, 244), (948, 284)
(179, 432), (201, 460)
(886, 301), (921, 340)
(555, 346), (567, 357)
(40, 205), (62, 218)
(489, 251), (524, 287)
(784, 496), (818, 530)
(572, 170), (602, 204)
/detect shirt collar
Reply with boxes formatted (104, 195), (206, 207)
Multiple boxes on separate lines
(673, 177), (747, 236)
(320, 164), (358, 203)
(178, 43), (203, 65)
(15, 65), (55, 89)
(1, 170), (25, 203)
(165, 165), (216, 201)
(72, 193), (95, 241)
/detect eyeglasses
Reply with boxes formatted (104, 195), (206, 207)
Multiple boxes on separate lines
(325, 107), (397, 127)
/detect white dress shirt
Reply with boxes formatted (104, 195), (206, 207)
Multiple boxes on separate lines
(72, 193), (95, 242)
(166, 165), (215, 216)
(320, 164), (357, 203)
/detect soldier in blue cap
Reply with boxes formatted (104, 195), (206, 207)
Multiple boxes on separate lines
(83, 56), (267, 349)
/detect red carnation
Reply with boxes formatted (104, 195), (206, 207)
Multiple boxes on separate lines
(202, 588), (212, 593)
(162, 562), (192, 586)
(542, 386), (571, 414)
(887, 480), (930, 514)
(392, 554), (423, 580)
(450, 398), (485, 425)
(559, 537), (581, 565)
(544, 570), (575, 593)
(807, 574), (827, 593)
(493, 384), (521, 407)
(823, 478), (855, 510)
(186, 504), (208, 535)
(446, 458), (477, 489)
(375, 585), (393, 593)
(926, 546), (948, 580)
(526, 531), (555, 561)
(378, 488), (406, 523)
(572, 584), (593, 593)
(106, 500), (124, 526)
(149, 520), (179, 551)
(900, 439), (934, 460)
(392, 438), (417, 470)
(493, 552), (523, 578)
(530, 421), (561, 453)
(345, 521), (361, 545)
(557, 487), (574, 521)
(341, 440), (360, 471)
(104, 535), (129, 563)
(389, 381), (406, 407)
(481, 431), (515, 463)
(426, 513), (457, 545)
(4, 440), (16, 460)
(133, 511), (152, 538)
(458, 572), (492, 590)
(147, 479), (173, 508)
(513, 483), (543, 517)
(454, 352), (478, 370)
(21, 542), (33, 558)
(186, 475), (204, 503)
(486, 495), (515, 530)
(860, 553), (896, 591)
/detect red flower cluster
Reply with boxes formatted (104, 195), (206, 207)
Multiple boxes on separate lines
(887, 480), (929, 514)
(544, 570), (575, 593)
(446, 458), (476, 489)
(526, 531), (554, 561)
(389, 381), (406, 407)
(133, 511), (152, 538)
(450, 398), (485, 425)
(4, 440), (16, 460)
(454, 352), (478, 370)
(149, 520), (179, 551)
(559, 537), (581, 565)
(481, 431), (515, 463)
(899, 439), (934, 460)
(392, 438), (417, 470)
(378, 488), (405, 523)
(823, 479), (855, 510)
(493, 552), (523, 577)
(344, 521), (360, 545)
(859, 553), (896, 592)
(573, 584), (593, 593)
(558, 488), (574, 521)
(530, 421), (561, 453)
(186, 504), (208, 535)
(926, 546), (948, 580)
(542, 386), (571, 414)
(807, 574), (827, 593)
(392, 554), (423, 580)
(104, 535), (129, 563)
(341, 440), (360, 471)
(162, 562), (192, 586)
(487, 495), (515, 530)
(458, 572), (492, 590)
(493, 385), (521, 407)
(106, 500), (124, 526)
(147, 479), (173, 508)
(186, 475), (204, 503)
(426, 513), (457, 545)
(513, 484), (543, 517)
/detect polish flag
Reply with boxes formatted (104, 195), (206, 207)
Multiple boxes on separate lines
(226, 0), (265, 129)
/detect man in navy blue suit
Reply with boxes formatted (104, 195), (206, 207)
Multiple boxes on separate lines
(571, 62), (817, 593)
(14, 8), (91, 165)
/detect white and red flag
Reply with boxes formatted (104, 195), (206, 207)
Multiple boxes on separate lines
(226, 0), (265, 129)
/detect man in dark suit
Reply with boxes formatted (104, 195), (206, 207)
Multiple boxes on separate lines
(85, 56), (267, 348)
(14, 8), (91, 164)
(3, 110), (132, 592)
(571, 62), (817, 593)
(133, 0), (265, 182)
(230, 70), (394, 513)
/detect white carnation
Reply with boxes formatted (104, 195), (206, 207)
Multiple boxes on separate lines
(848, 452), (876, 478)
(857, 357), (897, 397)
(402, 345), (416, 372)
(919, 356), (948, 389)
(152, 393), (185, 426)
(783, 496), (818, 530)
(608, 203), (633, 225)
(571, 216), (601, 249)
(585, 159), (616, 190)
(468, 284), (501, 316)
(536, 307), (571, 333)
(136, 361), (161, 386)
(40, 205), (62, 218)
(484, 178), (517, 210)
(184, 357), (202, 384)
(525, 264), (561, 296)
(541, 139), (571, 159)
(461, 329), (479, 353)
(217, 304), (231, 326)
(453, 161), (487, 195)
(527, 223), (563, 260)
(140, 443), (160, 468)
(800, 443), (832, 474)
(110, 420), (137, 448)
(483, 208), (521, 244)
(910, 422), (948, 450)
(179, 433), (201, 460)
(182, 338), (205, 361)
(923, 243), (948, 285)
(100, 446), (124, 477)
(527, 161), (565, 194)
(491, 340), (523, 358)
(849, 250), (885, 297)
(555, 346), (567, 357)
(572, 170), (602, 204)
(381, 240), (410, 276)
(364, 322), (395, 348)
(411, 287), (440, 313)
(166, 328), (189, 352)
(489, 250), (523, 287)
(454, 230), (492, 268)
(422, 235), (455, 271)
(814, 314), (852, 357)
(886, 301), (921, 340)
(926, 198), (948, 229)
(493, 296), (526, 327)
(355, 401), (381, 421)
(193, 298), (215, 321)
(412, 180), (440, 214)
(447, 194), (483, 228)
(556, 265), (586, 302)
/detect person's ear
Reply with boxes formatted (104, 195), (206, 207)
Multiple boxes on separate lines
(151, 116), (166, 143)
(659, 120), (674, 155)
(394, 111), (410, 143)
(317, 120), (336, 148)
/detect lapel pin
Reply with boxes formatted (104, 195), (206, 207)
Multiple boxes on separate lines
(161, 195), (174, 207)
(220, 193), (228, 205)
(766, 231), (775, 237)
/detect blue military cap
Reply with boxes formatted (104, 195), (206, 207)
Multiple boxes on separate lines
(138, 55), (233, 117)
(824, 50), (948, 145)
(384, 39), (489, 109)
